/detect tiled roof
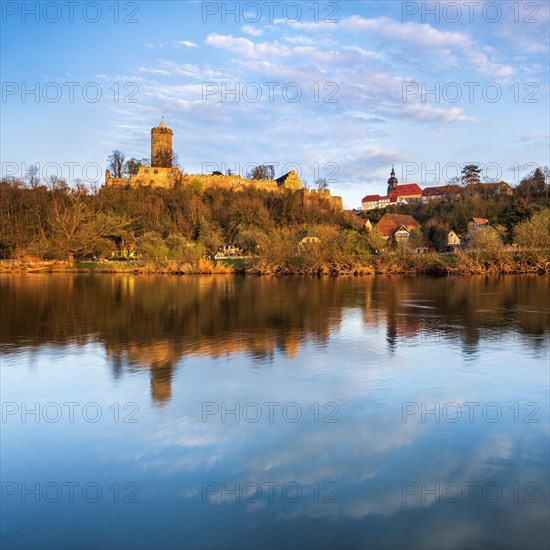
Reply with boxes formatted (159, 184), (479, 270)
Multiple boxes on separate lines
(389, 184), (422, 198)
(471, 217), (489, 225)
(376, 214), (421, 237)
(361, 194), (381, 202)
(422, 185), (461, 197)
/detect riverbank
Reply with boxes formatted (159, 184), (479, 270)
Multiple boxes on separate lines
(1, 251), (548, 275)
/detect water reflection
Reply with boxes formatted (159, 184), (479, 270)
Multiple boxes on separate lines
(1, 275), (548, 406)
(1, 275), (548, 550)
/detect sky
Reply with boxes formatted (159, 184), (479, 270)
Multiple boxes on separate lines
(1, 0), (549, 208)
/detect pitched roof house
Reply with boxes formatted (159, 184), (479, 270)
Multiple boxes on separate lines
(469, 217), (489, 228)
(275, 170), (301, 189)
(361, 194), (392, 211)
(447, 230), (461, 247)
(389, 183), (423, 201)
(422, 184), (461, 202)
(466, 181), (513, 196)
(376, 214), (421, 239)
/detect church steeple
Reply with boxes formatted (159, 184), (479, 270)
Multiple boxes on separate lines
(387, 165), (398, 194)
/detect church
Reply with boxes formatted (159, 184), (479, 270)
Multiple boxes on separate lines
(361, 167), (422, 211)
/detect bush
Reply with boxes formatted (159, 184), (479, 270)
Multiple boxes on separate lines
(467, 227), (503, 261)
(514, 210), (550, 250)
(136, 231), (168, 261)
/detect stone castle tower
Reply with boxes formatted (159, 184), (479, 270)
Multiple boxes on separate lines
(387, 165), (398, 194)
(151, 117), (173, 168)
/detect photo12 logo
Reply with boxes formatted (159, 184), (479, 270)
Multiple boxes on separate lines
(201, 2), (339, 24)
(402, 81), (539, 104)
(401, 401), (539, 424)
(1, 2), (140, 24)
(402, 481), (540, 504)
(201, 161), (339, 185)
(2, 81), (139, 104)
(202, 401), (339, 423)
(1, 401), (140, 424)
(401, 2), (540, 24)
(202, 82), (339, 104)
(202, 481), (339, 504)
(400, 161), (541, 184)
(2, 162), (104, 185)
(1, 481), (139, 503)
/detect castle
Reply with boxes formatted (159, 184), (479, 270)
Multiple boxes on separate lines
(105, 119), (342, 208)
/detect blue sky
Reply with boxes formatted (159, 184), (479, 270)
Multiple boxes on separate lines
(1, 0), (549, 208)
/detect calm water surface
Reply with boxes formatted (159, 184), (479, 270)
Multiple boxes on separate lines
(1, 275), (549, 550)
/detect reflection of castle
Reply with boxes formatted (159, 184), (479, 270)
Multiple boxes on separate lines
(104, 119), (342, 208)
(105, 335), (304, 406)
(7, 275), (544, 407)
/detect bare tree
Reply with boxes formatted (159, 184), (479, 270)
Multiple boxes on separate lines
(316, 178), (329, 191)
(108, 150), (126, 178)
(50, 184), (132, 264)
(25, 164), (41, 188)
(247, 165), (275, 180)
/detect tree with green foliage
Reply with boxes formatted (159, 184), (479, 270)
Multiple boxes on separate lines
(462, 164), (481, 186)
(514, 210), (550, 250)
(125, 158), (150, 176)
(468, 226), (503, 260)
(516, 167), (548, 200)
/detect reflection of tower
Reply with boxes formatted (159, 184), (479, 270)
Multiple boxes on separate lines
(151, 117), (173, 168)
(150, 363), (174, 406)
(387, 165), (398, 194)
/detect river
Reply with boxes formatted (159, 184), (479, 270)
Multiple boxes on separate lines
(1, 275), (549, 549)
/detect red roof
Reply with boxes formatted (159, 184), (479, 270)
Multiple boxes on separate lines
(389, 184), (422, 198)
(361, 194), (381, 202)
(422, 185), (461, 197)
(376, 214), (421, 237)
(471, 217), (489, 225)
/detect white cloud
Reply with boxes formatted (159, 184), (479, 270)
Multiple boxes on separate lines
(173, 40), (198, 48)
(205, 33), (291, 58)
(274, 15), (517, 79)
(138, 60), (222, 79)
(241, 25), (263, 37)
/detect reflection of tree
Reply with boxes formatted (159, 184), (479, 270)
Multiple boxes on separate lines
(1, 275), (548, 404)
(360, 275), (549, 354)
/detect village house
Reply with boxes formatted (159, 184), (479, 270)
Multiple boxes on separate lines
(375, 213), (421, 241)
(214, 244), (246, 259)
(421, 184), (461, 203)
(469, 217), (490, 229)
(466, 181), (513, 197)
(361, 194), (392, 211)
(447, 230), (461, 248)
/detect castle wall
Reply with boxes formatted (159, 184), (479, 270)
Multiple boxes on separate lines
(104, 123), (342, 209)
(105, 170), (343, 209)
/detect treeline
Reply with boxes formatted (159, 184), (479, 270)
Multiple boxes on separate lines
(0, 172), (549, 274)
(0, 178), (342, 263)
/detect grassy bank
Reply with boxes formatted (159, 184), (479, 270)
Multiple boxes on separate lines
(1, 251), (548, 275)
(0, 258), (234, 275)
(245, 250), (549, 275)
